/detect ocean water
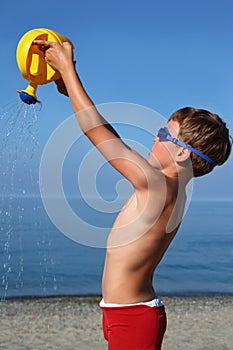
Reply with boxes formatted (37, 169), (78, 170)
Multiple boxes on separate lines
(0, 196), (232, 299)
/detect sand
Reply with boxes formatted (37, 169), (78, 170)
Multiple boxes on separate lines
(0, 295), (232, 350)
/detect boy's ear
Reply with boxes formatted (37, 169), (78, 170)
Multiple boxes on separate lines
(175, 147), (191, 163)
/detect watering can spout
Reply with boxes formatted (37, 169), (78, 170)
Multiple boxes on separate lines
(16, 28), (71, 104)
(17, 83), (40, 105)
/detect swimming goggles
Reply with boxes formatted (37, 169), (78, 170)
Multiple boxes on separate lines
(157, 127), (216, 166)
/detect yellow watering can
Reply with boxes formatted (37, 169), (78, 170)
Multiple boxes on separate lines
(16, 28), (71, 104)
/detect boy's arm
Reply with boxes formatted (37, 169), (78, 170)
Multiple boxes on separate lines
(33, 40), (157, 190)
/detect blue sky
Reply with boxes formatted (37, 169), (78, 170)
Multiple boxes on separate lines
(0, 0), (233, 200)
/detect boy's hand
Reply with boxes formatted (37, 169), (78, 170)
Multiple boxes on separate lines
(54, 60), (77, 97)
(54, 77), (69, 97)
(32, 40), (74, 74)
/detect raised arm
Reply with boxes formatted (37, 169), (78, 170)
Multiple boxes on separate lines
(33, 40), (157, 191)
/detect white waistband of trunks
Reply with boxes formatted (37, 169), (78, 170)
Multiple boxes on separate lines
(99, 296), (164, 308)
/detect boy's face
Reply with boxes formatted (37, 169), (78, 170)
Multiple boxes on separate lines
(148, 120), (181, 169)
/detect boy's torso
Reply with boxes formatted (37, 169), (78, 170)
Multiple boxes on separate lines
(102, 175), (186, 304)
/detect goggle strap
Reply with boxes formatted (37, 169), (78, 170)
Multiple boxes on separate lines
(165, 129), (216, 166)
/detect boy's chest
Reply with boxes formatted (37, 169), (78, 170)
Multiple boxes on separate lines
(113, 193), (138, 226)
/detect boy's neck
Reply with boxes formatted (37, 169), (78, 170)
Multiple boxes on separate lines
(161, 163), (192, 186)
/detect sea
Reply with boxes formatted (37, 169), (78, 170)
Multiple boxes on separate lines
(0, 101), (232, 300)
(0, 196), (232, 300)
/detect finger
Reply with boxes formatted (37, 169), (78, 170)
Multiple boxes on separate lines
(62, 41), (74, 50)
(61, 41), (75, 62)
(32, 40), (56, 51)
(33, 40), (51, 46)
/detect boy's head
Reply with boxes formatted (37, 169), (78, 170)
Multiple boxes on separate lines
(169, 107), (232, 177)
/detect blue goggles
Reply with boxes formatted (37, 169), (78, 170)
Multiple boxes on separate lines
(157, 127), (216, 166)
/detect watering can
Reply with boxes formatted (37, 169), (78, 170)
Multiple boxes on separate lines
(16, 28), (71, 104)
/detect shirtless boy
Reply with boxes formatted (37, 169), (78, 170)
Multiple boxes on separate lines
(33, 40), (232, 350)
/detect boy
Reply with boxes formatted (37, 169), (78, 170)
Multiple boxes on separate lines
(33, 40), (232, 349)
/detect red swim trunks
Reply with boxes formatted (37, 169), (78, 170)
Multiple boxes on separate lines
(100, 298), (167, 350)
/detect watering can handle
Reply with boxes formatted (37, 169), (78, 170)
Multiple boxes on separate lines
(16, 28), (72, 103)
(16, 28), (71, 81)
(17, 29), (46, 80)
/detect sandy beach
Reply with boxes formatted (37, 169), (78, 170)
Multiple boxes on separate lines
(0, 295), (232, 350)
